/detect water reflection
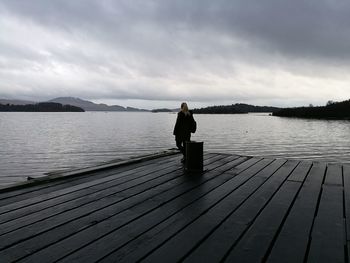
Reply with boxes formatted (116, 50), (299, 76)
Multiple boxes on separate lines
(1, 112), (350, 186)
(194, 113), (350, 163)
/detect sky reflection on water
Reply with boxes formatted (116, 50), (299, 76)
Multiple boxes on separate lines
(1, 112), (350, 186)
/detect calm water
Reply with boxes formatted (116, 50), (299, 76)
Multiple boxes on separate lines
(1, 112), (350, 186)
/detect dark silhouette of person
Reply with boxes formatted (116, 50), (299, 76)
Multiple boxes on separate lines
(173, 102), (195, 163)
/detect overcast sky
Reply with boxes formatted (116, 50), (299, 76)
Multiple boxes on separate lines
(1, 0), (350, 109)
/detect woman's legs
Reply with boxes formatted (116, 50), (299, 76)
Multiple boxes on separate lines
(176, 139), (186, 163)
(176, 137), (190, 163)
(176, 139), (184, 154)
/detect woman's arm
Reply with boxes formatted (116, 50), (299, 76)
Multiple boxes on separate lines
(173, 112), (180, 135)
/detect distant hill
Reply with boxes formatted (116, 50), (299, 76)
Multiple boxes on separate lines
(126, 106), (149, 112)
(0, 102), (84, 112)
(193, 105), (244, 114)
(152, 108), (174, 113)
(49, 97), (124, 111)
(273, 99), (350, 119)
(49, 97), (148, 112)
(230, 103), (280, 113)
(0, 97), (149, 112)
(193, 103), (280, 114)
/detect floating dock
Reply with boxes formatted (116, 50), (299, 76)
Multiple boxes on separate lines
(0, 152), (349, 262)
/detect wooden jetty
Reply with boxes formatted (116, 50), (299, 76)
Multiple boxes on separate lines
(0, 151), (349, 262)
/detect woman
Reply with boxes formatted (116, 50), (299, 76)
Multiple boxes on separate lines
(173, 102), (195, 163)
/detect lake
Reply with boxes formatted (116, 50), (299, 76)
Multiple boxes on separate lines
(1, 112), (350, 186)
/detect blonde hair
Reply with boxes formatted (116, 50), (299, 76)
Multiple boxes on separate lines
(181, 102), (190, 116)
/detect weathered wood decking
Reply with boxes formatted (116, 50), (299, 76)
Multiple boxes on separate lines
(0, 152), (349, 262)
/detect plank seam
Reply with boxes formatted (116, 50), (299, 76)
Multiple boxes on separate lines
(220, 160), (300, 262)
(262, 161), (313, 262)
(342, 165), (349, 262)
(302, 164), (328, 263)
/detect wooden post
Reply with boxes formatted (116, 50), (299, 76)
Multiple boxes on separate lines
(185, 141), (203, 173)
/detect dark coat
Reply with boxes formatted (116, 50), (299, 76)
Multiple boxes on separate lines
(173, 111), (194, 141)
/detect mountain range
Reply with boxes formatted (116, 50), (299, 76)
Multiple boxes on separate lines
(0, 97), (283, 113)
(0, 97), (149, 112)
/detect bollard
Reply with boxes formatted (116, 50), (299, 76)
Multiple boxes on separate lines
(185, 141), (203, 173)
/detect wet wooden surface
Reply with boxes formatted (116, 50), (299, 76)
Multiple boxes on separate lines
(0, 153), (348, 262)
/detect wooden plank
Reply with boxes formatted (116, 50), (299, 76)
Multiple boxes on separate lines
(287, 160), (312, 182)
(1, 154), (345, 263)
(108, 159), (284, 263)
(181, 160), (300, 263)
(0, 153), (183, 205)
(0, 153), (219, 226)
(98, 158), (280, 263)
(223, 163), (303, 262)
(0, 164), (184, 235)
(0, 154), (185, 218)
(307, 163), (346, 263)
(0, 165), (185, 252)
(0, 154), (238, 261)
(342, 165), (350, 242)
(17, 157), (258, 262)
(0, 154), (181, 204)
(346, 165), (350, 263)
(0, 158), (183, 222)
(324, 163), (343, 186)
(266, 162), (326, 263)
(0, 154), (221, 232)
(0, 155), (236, 261)
(202, 154), (237, 171)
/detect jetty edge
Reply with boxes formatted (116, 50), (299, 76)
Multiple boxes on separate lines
(0, 149), (180, 193)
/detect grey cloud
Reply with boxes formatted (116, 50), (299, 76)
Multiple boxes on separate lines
(152, 1), (350, 65)
(1, 0), (350, 106)
(2, 0), (350, 62)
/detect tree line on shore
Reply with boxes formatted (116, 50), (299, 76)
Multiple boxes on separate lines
(192, 103), (280, 114)
(273, 100), (350, 119)
(2, 99), (349, 119)
(190, 100), (350, 120)
(0, 102), (85, 112)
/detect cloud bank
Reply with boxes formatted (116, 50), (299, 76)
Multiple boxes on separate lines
(1, 0), (350, 108)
